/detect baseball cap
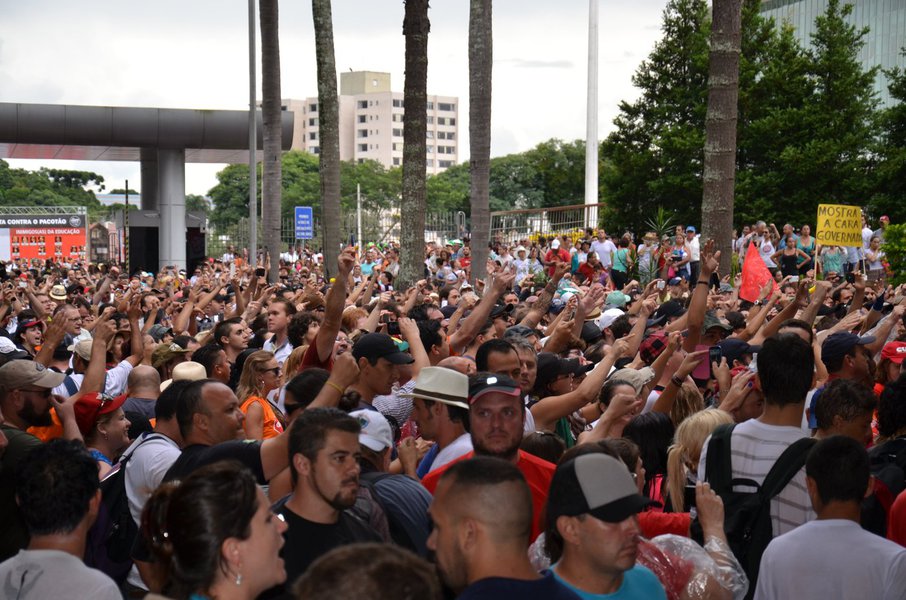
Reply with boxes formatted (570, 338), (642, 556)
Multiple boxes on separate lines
(881, 341), (906, 365)
(67, 339), (93, 361)
(504, 325), (538, 340)
(349, 409), (394, 452)
(686, 226), (696, 233)
(352, 333), (415, 365)
(152, 343), (192, 369)
(580, 321), (603, 345)
(148, 324), (173, 343)
(717, 338), (761, 366)
(535, 353), (594, 392)
(547, 453), (659, 523)
(605, 291), (630, 308)
(608, 366), (655, 395)
(490, 303), (515, 320)
(821, 332), (875, 368)
(647, 300), (686, 327)
(399, 366), (470, 410)
(702, 312), (732, 334)
(468, 372), (521, 405)
(0, 359), (65, 391)
(639, 331), (669, 365)
(73, 392), (128, 436)
(551, 239), (561, 249)
(596, 308), (625, 330)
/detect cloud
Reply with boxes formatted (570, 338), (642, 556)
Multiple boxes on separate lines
(499, 58), (574, 69)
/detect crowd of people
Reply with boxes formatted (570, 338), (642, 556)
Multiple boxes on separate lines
(0, 214), (905, 600)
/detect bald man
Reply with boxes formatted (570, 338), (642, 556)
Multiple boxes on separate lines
(436, 356), (477, 375)
(426, 456), (579, 599)
(122, 365), (162, 420)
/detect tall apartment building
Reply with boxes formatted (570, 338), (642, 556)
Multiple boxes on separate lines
(759, 0), (906, 107)
(285, 71), (459, 175)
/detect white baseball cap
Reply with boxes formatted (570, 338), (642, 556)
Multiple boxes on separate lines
(349, 409), (394, 452)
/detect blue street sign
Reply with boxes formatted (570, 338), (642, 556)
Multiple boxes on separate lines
(294, 206), (313, 239)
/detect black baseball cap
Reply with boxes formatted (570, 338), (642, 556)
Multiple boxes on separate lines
(821, 332), (875, 367)
(468, 372), (521, 405)
(352, 333), (415, 365)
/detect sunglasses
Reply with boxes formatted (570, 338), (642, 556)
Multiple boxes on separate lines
(263, 367), (281, 375)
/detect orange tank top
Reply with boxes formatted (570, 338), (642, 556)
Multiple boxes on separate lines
(240, 395), (285, 439)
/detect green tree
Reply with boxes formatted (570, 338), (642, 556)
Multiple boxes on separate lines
(601, 0), (710, 234)
(185, 194), (210, 215)
(870, 61), (906, 224)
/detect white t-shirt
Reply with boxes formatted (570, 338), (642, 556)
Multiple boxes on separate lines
(52, 359), (134, 398)
(591, 239), (617, 268)
(699, 418), (814, 537)
(431, 432), (474, 472)
(124, 432), (181, 590)
(0, 549), (121, 600)
(263, 336), (293, 366)
(688, 235), (701, 261)
(760, 240), (777, 268)
(755, 519), (906, 600)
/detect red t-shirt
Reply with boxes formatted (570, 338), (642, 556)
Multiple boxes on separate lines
(638, 510), (691, 539)
(544, 248), (571, 275)
(421, 450), (556, 541)
(299, 332), (334, 371)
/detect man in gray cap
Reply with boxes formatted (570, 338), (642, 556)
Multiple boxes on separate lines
(545, 453), (667, 599)
(0, 360), (80, 560)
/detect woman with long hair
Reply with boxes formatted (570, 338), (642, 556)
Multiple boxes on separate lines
(13, 310), (44, 357)
(144, 461), (288, 600)
(237, 350), (285, 440)
(665, 409), (734, 513)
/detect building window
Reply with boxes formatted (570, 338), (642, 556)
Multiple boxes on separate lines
(426, 145), (434, 154)
(358, 159), (365, 164)
(359, 144), (368, 152)
(392, 114), (402, 122)
(393, 99), (403, 108)
(437, 117), (446, 126)
(358, 115), (367, 123)
(309, 132), (318, 140)
(439, 160), (453, 168)
(357, 129), (368, 138)
(393, 128), (403, 137)
(439, 102), (455, 112)
(426, 131), (435, 139)
(309, 117), (317, 126)
(427, 116), (434, 124)
(449, 118), (456, 126)
(357, 100), (368, 109)
(312, 147), (320, 154)
(393, 157), (400, 166)
(393, 143), (402, 151)
(309, 103), (318, 112)
(426, 101), (434, 110)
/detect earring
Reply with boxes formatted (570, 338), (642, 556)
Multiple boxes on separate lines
(103, 432), (108, 441)
(235, 572), (243, 586)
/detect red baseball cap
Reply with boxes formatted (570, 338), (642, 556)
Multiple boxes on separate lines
(73, 392), (127, 436)
(881, 342), (906, 365)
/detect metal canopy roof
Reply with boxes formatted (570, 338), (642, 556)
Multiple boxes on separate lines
(0, 103), (294, 163)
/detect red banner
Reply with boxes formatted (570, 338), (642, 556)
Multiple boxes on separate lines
(739, 242), (777, 303)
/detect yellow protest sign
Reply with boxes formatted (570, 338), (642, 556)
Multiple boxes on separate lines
(816, 204), (862, 247)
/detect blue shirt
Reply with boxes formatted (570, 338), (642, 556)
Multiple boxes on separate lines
(551, 565), (667, 600)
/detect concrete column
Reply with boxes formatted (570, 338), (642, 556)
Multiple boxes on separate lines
(157, 148), (186, 270)
(140, 148), (158, 210)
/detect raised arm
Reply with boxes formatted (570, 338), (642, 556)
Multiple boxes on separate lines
(448, 267), (515, 351)
(315, 247), (356, 363)
(683, 240), (720, 352)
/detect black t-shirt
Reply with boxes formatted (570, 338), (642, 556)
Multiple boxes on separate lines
(277, 505), (382, 589)
(458, 573), (582, 600)
(0, 425), (42, 561)
(163, 441), (266, 484)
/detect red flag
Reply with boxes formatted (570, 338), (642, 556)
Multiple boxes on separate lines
(739, 242), (776, 302)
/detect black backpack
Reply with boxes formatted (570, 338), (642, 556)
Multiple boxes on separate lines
(693, 424), (815, 599)
(85, 433), (165, 584)
(863, 437), (906, 536)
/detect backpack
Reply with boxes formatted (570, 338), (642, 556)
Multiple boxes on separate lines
(692, 424), (815, 599)
(863, 437), (906, 536)
(85, 433), (165, 584)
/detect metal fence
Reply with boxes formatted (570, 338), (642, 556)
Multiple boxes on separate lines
(490, 203), (604, 245)
(205, 208), (468, 257)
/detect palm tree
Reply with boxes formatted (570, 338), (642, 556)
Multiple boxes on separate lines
(469, 0), (492, 285)
(259, 0), (282, 282)
(701, 0), (741, 274)
(312, 0), (341, 276)
(399, 0), (430, 288)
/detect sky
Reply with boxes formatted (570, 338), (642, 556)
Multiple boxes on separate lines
(0, 0), (668, 196)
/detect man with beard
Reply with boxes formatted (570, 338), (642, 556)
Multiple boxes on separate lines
(276, 407), (381, 587)
(0, 360), (73, 560)
(421, 373), (556, 541)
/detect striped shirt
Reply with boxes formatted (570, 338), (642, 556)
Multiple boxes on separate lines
(699, 419), (815, 537)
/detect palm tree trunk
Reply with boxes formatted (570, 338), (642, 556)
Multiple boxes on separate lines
(701, 0), (741, 275)
(260, 0), (282, 282)
(399, 0), (431, 289)
(469, 0), (492, 286)
(312, 0), (341, 278)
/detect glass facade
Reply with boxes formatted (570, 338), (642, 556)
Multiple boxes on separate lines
(759, 0), (906, 106)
